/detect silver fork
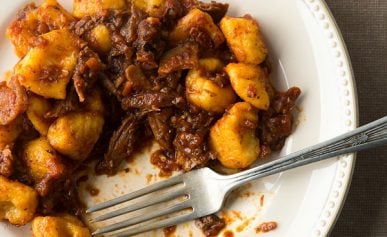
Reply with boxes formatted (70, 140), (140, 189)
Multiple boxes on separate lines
(88, 116), (387, 236)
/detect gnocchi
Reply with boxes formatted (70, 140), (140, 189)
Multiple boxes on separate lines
(90, 24), (112, 53)
(32, 214), (91, 237)
(169, 9), (225, 48)
(186, 58), (237, 113)
(0, 117), (22, 144)
(225, 63), (270, 110)
(220, 16), (268, 65)
(210, 102), (260, 169)
(22, 137), (67, 196)
(14, 29), (81, 99)
(26, 95), (53, 136)
(82, 90), (105, 115)
(0, 176), (38, 225)
(6, 0), (75, 58)
(73, 0), (126, 18)
(132, 0), (165, 17)
(47, 112), (104, 160)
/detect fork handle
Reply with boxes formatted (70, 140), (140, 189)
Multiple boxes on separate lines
(226, 116), (387, 189)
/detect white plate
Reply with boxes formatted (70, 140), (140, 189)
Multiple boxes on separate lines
(0, 0), (358, 236)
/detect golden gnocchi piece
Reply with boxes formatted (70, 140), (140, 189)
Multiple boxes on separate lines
(73, 0), (126, 18)
(22, 137), (67, 196)
(35, 0), (76, 28)
(26, 95), (53, 136)
(47, 112), (104, 160)
(225, 63), (270, 110)
(0, 117), (22, 144)
(90, 24), (112, 53)
(132, 0), (165, 17)
(220, 16), (268, 65)
(210, 102), (260, 169)
(0, 176), (38, 225)
(14, 29), (81, 99)
(169, 9), (225, 48)
(186, 58), (237, 113)
(6, 0), (75, 58)
(82, 90), (104, 115)
(32, 214), (91, 237)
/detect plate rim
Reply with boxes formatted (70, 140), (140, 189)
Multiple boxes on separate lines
(306, 0), (359, 236)
(0, 0), (359, 236)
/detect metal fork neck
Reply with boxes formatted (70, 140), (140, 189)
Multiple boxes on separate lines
(224, 116), (387, 191)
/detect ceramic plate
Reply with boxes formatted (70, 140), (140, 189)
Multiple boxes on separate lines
(0, 0), (358, 236)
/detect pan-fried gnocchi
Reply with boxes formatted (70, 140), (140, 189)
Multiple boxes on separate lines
(22, 137), (67, 196)
(169, 9), (225, 48)
(47, 112), (104, 160)
(73, 0), (126, 18)
(225, 63), (270, 110)
(6, 0), (75, 58)
(0, 117), (22, 144)
(32, 214), (91, 237)
(186, 58), (237, 113)
(132, 0), (166, 17)
(210, 102), (260, 169)
(220, 16), (268, 65)
(90, 24), (112, 53)
(46, 90), (104, 160)
(26, 95), (53, 136)
(0, 176), (38, 225)
(14, 29), (81, 99)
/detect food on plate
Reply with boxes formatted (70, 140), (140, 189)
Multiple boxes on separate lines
(0, 77), (27, 125)
(256, 221), (278, 233)
(0, 117), (23, 145)
(26, 95), (53, 136)
(195, 215), (226, 237)
(220, 16), (268, 65)
(169, 8), (225, 48)
(210, 102), (260, 169)
(47, 111), (104, 161)
(32, 214), (91, 237)
(0, 0), (301, 236)
(89, 24), (112, 53)
(186, 58), (237, 113)
(132, 0), (166, 17)
(158, 42), (199, 74)
(14, 29), (81, 99)
(73, 0), (126, 18)
(22, 137), (67, 196)
(225, 63), (270, 110)
(0, 176), (38, 225)
(6, 0), (75, 58)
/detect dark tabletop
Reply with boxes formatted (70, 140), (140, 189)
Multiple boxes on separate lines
(324, 1), (387, 236)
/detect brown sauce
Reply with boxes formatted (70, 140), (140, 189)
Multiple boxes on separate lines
(256, 221), (278, 233)
(163, 225), (177, 237)
(85, 184), (100, 196)
(195, 215), (226, 237)
(223, 230), (234, 237)
(3, 0), (300, 233)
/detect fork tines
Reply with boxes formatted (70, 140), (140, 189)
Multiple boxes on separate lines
(87, 174), (193, 236)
